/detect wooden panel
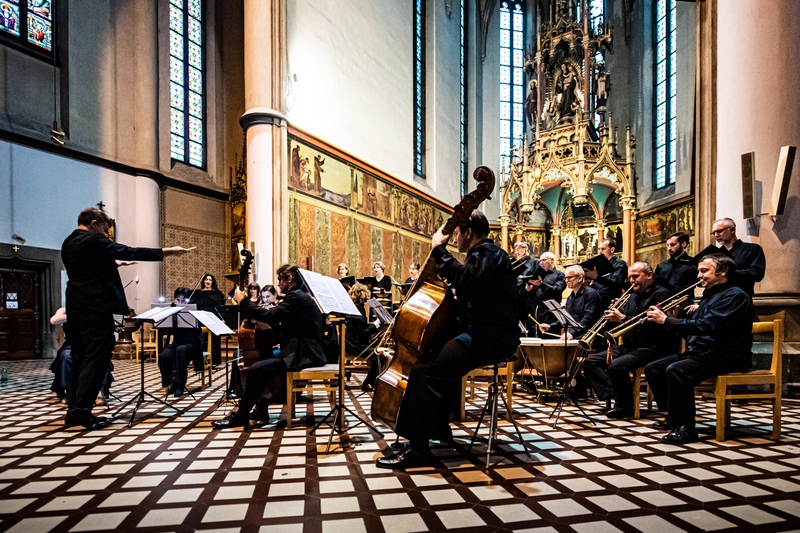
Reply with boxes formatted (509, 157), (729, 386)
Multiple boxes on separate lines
(382, 228), (394, 281)
(330, 212), (348, 277)
(314, 209), (331, 277)
(357, 220), (371, 278)
(297, 201), (316, 270)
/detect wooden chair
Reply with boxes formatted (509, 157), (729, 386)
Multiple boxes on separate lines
(285, 364), (339, 429)
(460, 361), (515, 421)
(632, 369), (653, 419)
(133, 323), (158, 363)
(701, 319), (783, 441)
(199, 327), (213, 390)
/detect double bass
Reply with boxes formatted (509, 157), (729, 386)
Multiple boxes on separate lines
(234, 249), (261, 389)
(371, 166), (496, 430)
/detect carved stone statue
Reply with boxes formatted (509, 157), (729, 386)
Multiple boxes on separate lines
(557, 63), (577, 124)
(524, 79), (538, 129)
(595, 65), (610, 108)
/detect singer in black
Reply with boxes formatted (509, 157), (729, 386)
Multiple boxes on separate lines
(212, 264), (326, 429)
(191, 273), (224, 364)
(654, 233), (697, 297)
(711, 217), (766, 298)
(61, 207), (191, 429)
(584, 238), (628, 309)
(376, 210), (520, 469)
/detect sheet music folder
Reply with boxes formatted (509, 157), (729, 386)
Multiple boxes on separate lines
(299, 268), (362, 317)
(366, 298), (393, 324)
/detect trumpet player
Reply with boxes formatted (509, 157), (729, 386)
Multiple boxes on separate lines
(583, 262), (677, 419)
(644, 254), (754, 445)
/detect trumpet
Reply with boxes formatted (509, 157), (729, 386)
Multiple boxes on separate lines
(578, 283), (636, 350)
(605, 281), (702, 343)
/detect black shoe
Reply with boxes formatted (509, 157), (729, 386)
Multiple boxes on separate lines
(65, 412), (109, 430)
(652, 418), (678, 431)
(361, 383), (374, 392)
(661, 425), (698, 445)
(431, 425), (455, 445)
(606, 407), (634, 419)
(211, 411), (249, 429)
(376, 448), (435, 470)
(250, 408), (270, 422)
(173, 386), (184, 398)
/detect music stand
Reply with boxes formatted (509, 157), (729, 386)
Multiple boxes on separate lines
(310, 322), (383, 453)
(541, 299), (596, 428)
(113, 307), (184, 427)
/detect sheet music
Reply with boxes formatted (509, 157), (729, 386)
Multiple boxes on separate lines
(189, 310), (235, 336)
(135, 306), (182, 322)
(298, 268), (361, 316)
(366, 298), (393, 324)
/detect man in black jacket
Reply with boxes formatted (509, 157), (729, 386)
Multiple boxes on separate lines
(539, 265), (601, 339)
(584, 238), (628, 309)
(645, 254), (754, 444)
(588, 262), (677, 418)
(212, 264), (326, 429)
(62, 208), (191, 429)
(711, 217), (765, 298)
(520, 251), (566, 333)
(654, 232), (697, 298)
(376, 210), (520, 469)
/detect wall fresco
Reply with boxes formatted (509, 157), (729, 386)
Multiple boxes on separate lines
(634, 200), (695, 266)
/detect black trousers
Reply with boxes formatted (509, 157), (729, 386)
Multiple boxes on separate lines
(239, 357), (288, 414)
(394, 332), (518, 450)
(582, 352), (614, 401)
(51, 344), (114, 400)
(67, 311), (116, 418)
(158, 344), (201, 388)
(607, 346), (665, 409)
(644, 351), (749, 428)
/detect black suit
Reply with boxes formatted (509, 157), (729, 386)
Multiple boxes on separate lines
(236, 287), (326, 413)
(61, 229), (163, 421)
(592, 256), (628, 309)
(395, 239), (520, 448)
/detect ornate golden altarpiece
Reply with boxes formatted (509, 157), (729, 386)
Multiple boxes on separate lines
(499, 0), (637, 265)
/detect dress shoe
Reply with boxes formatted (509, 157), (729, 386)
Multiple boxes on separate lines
(211, 411), (249, 429)
(173, 386), (184, 398)
(652, 418), (678, 431)
(661, 425), (698, 445)
(65, 412), (109, 430)
(250, 407), (271, 422)
(606, 407), (634, 419)
(376, 448), (435, 470)
(431, 425), (456, 445)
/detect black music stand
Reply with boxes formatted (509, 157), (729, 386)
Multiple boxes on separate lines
(113, 313), (184, 427)
(214, 335), (238, 410)
(541, 300), (596, 428)
(311, 322), (383, 453)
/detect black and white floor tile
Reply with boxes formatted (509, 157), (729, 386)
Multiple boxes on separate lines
(0, 359), (799, 532)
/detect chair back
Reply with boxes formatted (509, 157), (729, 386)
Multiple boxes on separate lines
(752, 319), (783, 377)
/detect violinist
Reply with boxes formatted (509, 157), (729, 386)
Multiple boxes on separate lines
(260, 284), (278, 308)
(376, 210), (520, 469)
(345, 283), (382, 391)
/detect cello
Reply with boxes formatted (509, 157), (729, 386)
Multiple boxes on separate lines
(234, 249), (261, 389)
(371, 166), (496, 430)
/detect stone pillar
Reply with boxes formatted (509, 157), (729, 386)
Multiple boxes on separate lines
(241, 0), (288, 283)
(499, 214), (510, 253)
(620, 196), (636, 265)
(628, 208), (638, 262)
(551, 226), (561, 261)
(514, 225), (524, 244)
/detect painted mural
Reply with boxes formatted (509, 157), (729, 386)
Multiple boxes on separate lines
(287, 133), (450, 286)
(634, 200), (695, 267)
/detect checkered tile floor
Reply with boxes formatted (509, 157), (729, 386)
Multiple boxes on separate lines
(1, 359), (800, 532)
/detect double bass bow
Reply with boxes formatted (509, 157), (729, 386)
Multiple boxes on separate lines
(371, 166), (496, 430)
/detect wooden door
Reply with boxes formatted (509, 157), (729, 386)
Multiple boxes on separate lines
(0, 268), (42, 359)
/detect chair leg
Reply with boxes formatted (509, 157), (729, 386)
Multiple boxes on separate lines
(505, 364), (514, 422)
(460, 376), (468, 421)
(286, 375), (295, 430)
(715, 381), (726, 442)
(773, 394), (782, 440)
(632, 370), (642, 419)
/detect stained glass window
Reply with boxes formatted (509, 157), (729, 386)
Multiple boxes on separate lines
(460, 0), (467, 196)
(170, 0), (205, 168)
(500, 1), (524, 173)
(654, 0), (676, 189)
(0, 0), (53, 53)
(414, 0), (425, 178)
(589, 0), (604, 36)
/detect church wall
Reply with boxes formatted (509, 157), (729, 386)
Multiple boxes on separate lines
(716, 0), (800, 344)
(0, 139), (161, 316)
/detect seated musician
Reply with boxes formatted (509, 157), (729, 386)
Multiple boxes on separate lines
(376, 210), (520, 469)
(212, 264), (326, 429)
(582, 262), (677, 418)
(644, 254), (753, 444)
(260, 284), (278, 308)
(344, 283), (381, 391)
(520, 252), (565, 334)
(157, 287), (204, 397)
(538, 265), (601, 339)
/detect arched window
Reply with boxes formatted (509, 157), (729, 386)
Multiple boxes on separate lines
(654, 0), (676, 189)
(169, 0), (205, 169)
(500, 1), (523, 173)
(0, 0), (53, 53)
(413, 0), (425, 179)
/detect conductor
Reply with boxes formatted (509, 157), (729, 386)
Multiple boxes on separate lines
(61, 207), (192, 429)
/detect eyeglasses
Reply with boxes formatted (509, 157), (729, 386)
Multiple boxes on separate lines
(564, 275), (580, 280)
(710, 227), (733, 235)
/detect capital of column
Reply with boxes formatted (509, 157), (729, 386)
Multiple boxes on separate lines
(240, 107), (288, 131)
(620, 195), (636, 211)
(498, 214), (511, 227)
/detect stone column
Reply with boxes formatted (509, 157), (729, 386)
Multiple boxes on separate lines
(241, 0), (288, 283)
(499, 214), (510, 253)
(620, 196), (636, 265)
(551, 226), (561, 261)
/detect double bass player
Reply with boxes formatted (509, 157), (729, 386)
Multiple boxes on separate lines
(376, 210), (520, 469)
